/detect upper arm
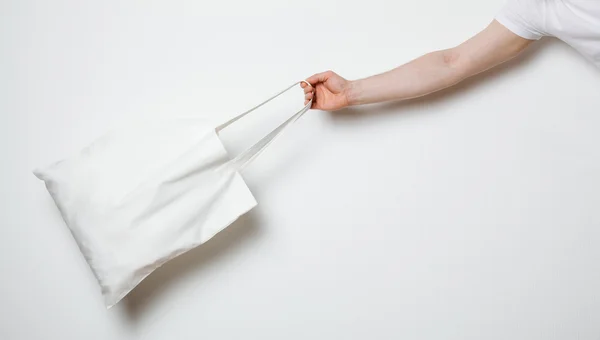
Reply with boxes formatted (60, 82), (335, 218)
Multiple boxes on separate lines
(449, 20), (535, 78)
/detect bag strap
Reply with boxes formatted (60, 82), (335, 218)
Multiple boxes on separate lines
(217, 81), (312, 172)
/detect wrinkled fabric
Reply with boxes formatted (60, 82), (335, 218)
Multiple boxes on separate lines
(34, 82), (311, 308)
(34, 118), (257, 307)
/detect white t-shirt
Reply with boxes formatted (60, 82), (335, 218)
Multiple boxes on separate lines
(496, 0), (600, 68)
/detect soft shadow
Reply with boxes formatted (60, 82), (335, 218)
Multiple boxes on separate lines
(329, 38), (558, 121)
(122, 211), (261, 322)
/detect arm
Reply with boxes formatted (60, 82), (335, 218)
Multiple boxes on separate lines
(302, 20), (534, 110)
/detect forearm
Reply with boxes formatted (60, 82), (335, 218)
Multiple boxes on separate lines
(346, 49), (467, 106)
(304, 21), (532, 110)
(344, 21), (532, 106)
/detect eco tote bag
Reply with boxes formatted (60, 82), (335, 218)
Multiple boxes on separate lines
(34, 81), (312, 308)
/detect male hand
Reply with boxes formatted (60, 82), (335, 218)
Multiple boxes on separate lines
(302, 71), (351, 111)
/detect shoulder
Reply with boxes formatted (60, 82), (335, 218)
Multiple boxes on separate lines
(495, 0), (548, 40)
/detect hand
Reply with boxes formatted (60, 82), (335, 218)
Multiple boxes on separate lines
(302, 71), (351, 111)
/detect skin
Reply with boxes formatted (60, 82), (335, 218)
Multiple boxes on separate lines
(301, 20), (533, 110)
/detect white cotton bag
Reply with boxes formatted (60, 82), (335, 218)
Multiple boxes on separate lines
(34, 82), (311, 308)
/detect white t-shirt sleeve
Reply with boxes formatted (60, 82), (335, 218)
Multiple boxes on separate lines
(496, 0), (546, 40)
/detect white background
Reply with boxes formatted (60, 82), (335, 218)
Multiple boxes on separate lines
(2, 0), (600, 339)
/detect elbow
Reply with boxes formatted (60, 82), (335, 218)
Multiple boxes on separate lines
(440, 48), (472, 80)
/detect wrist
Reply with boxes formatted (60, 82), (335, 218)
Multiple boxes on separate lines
(344, 80), (362, 106)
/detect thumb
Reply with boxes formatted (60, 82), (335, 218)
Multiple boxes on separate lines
(306, 71), (333, 86)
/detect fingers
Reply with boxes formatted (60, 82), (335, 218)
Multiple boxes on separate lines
(301, 80), (314, 105)
(301, 80), (314, 92)
(304, 91), (314, 101)
(303, 87), (315, 105)
(302, 72), (333, 107)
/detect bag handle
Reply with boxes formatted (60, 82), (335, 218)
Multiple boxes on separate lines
(217, 81), (312, 172)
